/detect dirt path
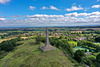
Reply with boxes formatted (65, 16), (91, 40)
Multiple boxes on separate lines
(5, 58), (10, 67)
(4, 54), (16, 67)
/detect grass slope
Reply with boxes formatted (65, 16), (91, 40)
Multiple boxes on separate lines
(0, 39), (74, 67)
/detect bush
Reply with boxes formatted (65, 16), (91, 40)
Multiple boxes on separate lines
(95, 36), (100, 42)
(74, 50), (86, 63)
(89, 57), (96, 63)
(0, 37), (23, 52)
(96, 53), (100, 63)
(85, 49), (87, 52)
(89, 49), (92, 52)
(95, 62), (100, 67)
(74, 63), (80, 67)
(35, 36), (42, 44)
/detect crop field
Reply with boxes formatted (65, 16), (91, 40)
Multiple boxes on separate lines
(0, 37), (17, 43)
(72, 28), (100, 31)
(0, 33), (7, 35)
(71, 31), (82, 33)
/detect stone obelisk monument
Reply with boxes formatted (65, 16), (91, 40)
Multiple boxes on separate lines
(40, 27), (56, 52)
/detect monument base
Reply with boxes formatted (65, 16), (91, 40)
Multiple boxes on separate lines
(40, 45), (56, 52)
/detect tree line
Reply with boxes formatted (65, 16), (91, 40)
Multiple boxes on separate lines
(0, 37), (23, 59)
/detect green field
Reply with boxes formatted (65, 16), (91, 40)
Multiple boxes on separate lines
(73, 46), (89, 52)
(94, 42), (100, 46)
(88, 55), (96, 59)
(68, 41), (77, 46)
(87, 52), (100, 59)
(93, 52), (100, 56)
(0, 34), (4, 35)
(0, 36), (1, 39)
(0, 39), (74, 67)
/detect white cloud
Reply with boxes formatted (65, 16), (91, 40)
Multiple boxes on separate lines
(0, 18), (6, 20)
(84, 7), (89, 11)
(25, 11), (100, 26)
(65, 12), (89, 17)
(65, 12), (78, 17)
(92, 5), (100, 8)
(78, 13), (89, 17)
(41, 6), (59, 10)
(10, 15), (25, 18)
(1, 11), (100, 27)
(41, 6), (48, 9)
(0, 0), (10, 4)
(90, 11), (100, 16)
(29, 6), (36, 10)
(50, 6), (59, 10)
(27, 14), (64, 18)
(65, 11), (100, 17)
(66, 6), (83, 11)
(97, 0), (100, 1)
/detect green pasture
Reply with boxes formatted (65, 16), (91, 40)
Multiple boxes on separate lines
(0, 34), (5, 35)
(94, 42), (100, 46)
(73, 46), (89, 52)
(88, 55), (96, 59)
(93, 52), (100, 56)
(68, 41), (77, 46)
(0, 36), (1, 39)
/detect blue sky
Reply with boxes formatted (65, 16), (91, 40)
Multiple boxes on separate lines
(0, 0), (100, 27)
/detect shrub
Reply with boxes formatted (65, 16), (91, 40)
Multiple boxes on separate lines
(74, 50), (86, 63)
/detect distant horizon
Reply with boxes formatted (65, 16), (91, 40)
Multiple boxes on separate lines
(0, 25), (100, 29)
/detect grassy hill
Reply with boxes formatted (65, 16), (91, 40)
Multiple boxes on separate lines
(0, 39), (74, 67)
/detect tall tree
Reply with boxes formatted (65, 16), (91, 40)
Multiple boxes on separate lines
(74, 50), (86, 63)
